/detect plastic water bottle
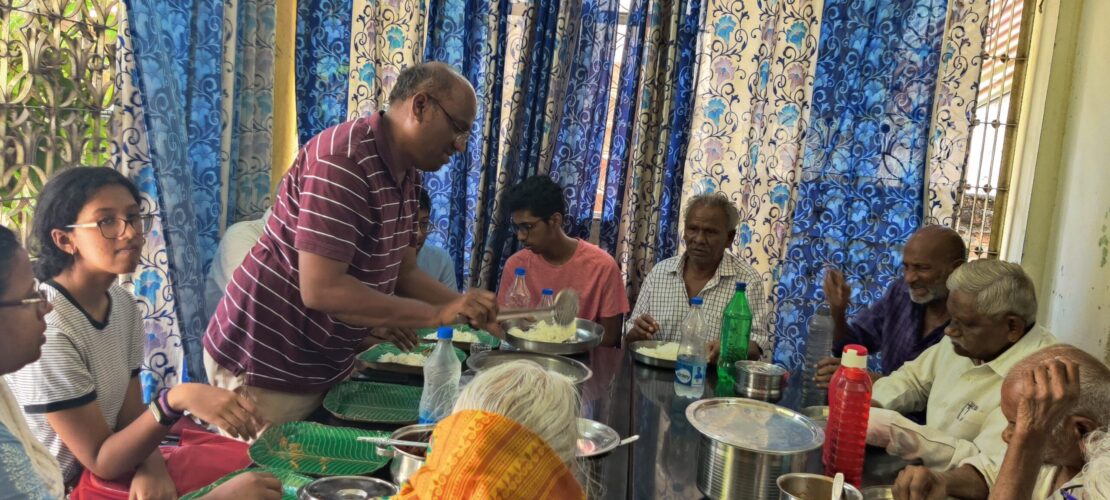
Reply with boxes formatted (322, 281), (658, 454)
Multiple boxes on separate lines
(505, 267), (532, 309)
(674, 297), (708, 399)
(418, 327), (462, 424)
(717, 282), (752, 388)
(538, 288), (555, 308)
(824, 344), (872, 487)
(801, 304), (834, 407)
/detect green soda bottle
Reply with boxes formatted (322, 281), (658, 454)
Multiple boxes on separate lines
(717, 282), (753, 392)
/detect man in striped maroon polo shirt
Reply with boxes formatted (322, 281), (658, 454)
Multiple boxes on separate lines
(203, 62), (498, 426)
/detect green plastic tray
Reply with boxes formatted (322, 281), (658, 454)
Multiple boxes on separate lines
(323, 380), (422, 424)
(181, 467), (313, 500)
(248, 421), (391, 476)
(358, 341), (466, 374)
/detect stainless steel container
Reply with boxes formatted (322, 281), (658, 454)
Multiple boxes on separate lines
(688, 398), (825, 500)
(734, 361), (788, 403)
(502, 318), (604, 355)
(375, 423), (433, 486)
(777, 473), (863, 500)
(466, 350), (592, 385)
(297, 476), (398, 500)
(861, 485), (894, 500)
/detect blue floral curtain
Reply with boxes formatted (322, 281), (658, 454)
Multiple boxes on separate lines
(116, 0), (275, 387)
(295, 0), (353, 144)
(772, 0), (950, 395)
(598, 0), (701, 297)
(422, 0), (510, 290)
(547, 0), (621, 239)
(120, 0), (225, 385)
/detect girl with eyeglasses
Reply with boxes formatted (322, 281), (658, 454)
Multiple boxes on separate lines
(3, 168), (272, 499)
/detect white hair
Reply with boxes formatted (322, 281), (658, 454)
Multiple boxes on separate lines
(945, 259), (1037, 324)
(1082, 429), (1110, 498)
(453, 360), (580, 464)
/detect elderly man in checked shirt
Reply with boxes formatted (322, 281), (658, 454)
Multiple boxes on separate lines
(624, 193), (770, 361)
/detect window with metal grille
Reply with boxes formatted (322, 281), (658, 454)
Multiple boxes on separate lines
(955, 0), (1034, 259)
(0, 0), (120, 243)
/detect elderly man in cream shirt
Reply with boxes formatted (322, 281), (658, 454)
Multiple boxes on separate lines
(865, 259), (1056, 480)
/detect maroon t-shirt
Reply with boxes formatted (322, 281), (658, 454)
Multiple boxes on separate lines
(204, 112), (417, 392)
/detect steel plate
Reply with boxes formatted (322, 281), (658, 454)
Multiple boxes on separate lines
(503, 318), (603, 355)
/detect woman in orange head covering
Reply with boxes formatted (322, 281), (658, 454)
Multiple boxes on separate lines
(395, 360), (585, 500)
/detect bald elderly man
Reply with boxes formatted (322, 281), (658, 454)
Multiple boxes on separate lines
(816, 225), (968, 387)
(204, 62), (499, 425)
(893, 344), (1110, 499)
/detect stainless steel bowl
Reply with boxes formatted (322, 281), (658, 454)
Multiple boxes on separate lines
(777, 473), (862, 500)
(861, 485), (894, 500)
(466, 350), (593, 385)
(297, 476), (398, 500)
(502, 318), (604, 355)
(734, 361), (788, 403)
(375, 423), (433, 487)
(688, 398), (825, 500)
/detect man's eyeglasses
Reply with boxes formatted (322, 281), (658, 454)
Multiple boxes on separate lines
(66, 214), (155, 240)
(510, 219), (546, 236)
(0, 289), (47, 309)
(427, 96), (472, 141)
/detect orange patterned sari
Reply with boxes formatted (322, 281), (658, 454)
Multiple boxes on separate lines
(394, 410), (585, 499)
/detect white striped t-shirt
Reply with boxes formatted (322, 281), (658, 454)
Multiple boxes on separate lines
(4, 281), (143, 483)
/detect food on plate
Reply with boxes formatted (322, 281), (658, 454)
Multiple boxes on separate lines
(508, 319), (577, 343)
(422, 329), (481, 343)
(378, 351), (430, 366)
(636, 342), (680, 361)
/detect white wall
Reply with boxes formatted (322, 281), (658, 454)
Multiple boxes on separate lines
(1016, 0), (1110, 363)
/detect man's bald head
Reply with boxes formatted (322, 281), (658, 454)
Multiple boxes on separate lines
(1005, 344), (1110, 426)
(908, 225), (967, 264)
(388, 62), (474, 105)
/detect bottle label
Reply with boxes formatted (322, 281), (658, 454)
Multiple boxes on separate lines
(675, 359), (705, 386)
(675, 364), (692, 385)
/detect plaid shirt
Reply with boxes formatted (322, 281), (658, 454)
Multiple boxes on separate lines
(624, 253), (771, 361)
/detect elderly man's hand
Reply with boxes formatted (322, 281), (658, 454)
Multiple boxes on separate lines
(1015, 356), (1080, 437)
(625, 314), (660, 343)
(823, 268), (851, 312)
(814, 356), (840, 388)
(893, 466), (948, 500)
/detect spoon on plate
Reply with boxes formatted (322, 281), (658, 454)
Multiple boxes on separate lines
(357, 436), (430, 448)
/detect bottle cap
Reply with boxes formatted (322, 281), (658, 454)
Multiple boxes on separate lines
(542, 288), (554, 296)
(437, 326), (454, 340)
(690, 297), (704, 306)
(841, 344), (869, 369)
(735, 282), (747, 291)
(514, 267), (526, 276)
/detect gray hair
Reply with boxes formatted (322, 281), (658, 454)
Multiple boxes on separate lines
(388, 62), (465, 104)
(684, 192), (739, 231)
(453, 360), (581, 464)
(1082, 429), (1110, 497)
(945, 259), (1037, 324)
